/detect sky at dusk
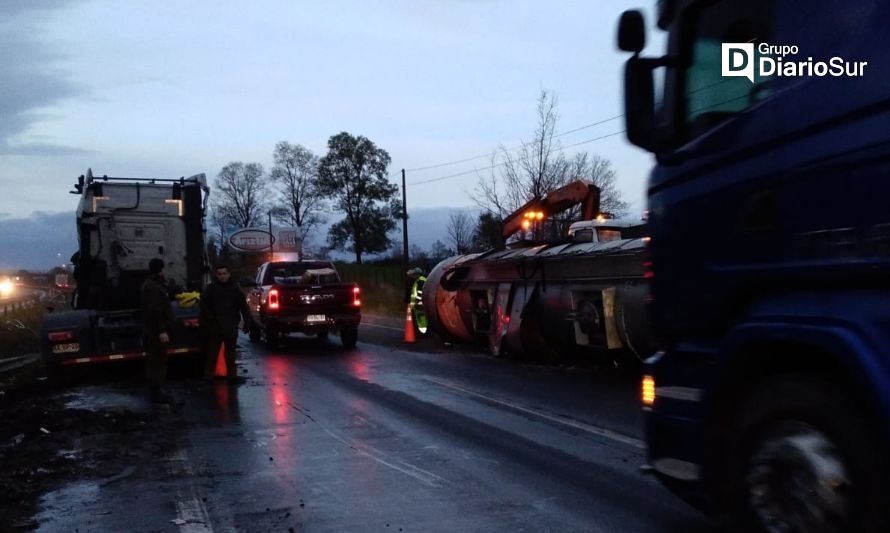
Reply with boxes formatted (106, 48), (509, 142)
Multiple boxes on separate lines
(0, 1), (661, 268)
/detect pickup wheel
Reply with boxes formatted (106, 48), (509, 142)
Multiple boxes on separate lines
(264, 327), (279, 349)
(340, 324), (358, 349)
(728, 376), (888, 533)
(248, 324), (262, 343)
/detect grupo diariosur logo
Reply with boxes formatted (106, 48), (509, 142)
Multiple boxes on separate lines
(722, 43), (867, 83)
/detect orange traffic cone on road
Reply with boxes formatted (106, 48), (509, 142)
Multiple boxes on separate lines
(403, 305), (416, 343)
(214, 343), (228, 377)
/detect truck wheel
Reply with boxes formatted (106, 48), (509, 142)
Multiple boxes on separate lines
(264, 327), (279, 349)
(248, 324), (262, 343)
(340, 325), (358, 349)
(729, 376), (887, 533)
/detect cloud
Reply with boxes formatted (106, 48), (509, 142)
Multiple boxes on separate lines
(0, 211), (78, 270)
(0, 1), (88, 155)
(0, 142), (93, 157)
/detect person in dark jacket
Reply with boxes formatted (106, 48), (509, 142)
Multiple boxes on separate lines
(201, 264), (253, 383)
(140, 257), (174, 404)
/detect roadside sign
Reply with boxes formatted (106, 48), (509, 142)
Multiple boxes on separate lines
(228, 228), (275, 252)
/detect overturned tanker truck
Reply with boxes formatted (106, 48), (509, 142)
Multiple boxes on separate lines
(422, 180), (654, 362)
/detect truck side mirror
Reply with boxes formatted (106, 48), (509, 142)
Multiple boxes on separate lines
(624, 56), (656, 152)
(617, 10), (645, 53)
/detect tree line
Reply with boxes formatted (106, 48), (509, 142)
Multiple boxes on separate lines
(440, 90), (629, 256)
(211, 90), (628, 265)
(210, 132), (400, 264)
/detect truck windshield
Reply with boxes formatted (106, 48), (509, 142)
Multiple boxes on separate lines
(265, 264), (340, 285)
(682, 0), (775, 138)
(596, 229), (623, 242)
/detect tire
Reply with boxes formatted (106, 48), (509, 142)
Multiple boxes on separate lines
(316, 330), (329, 342)
(264, 327), (279, 349)
(340, 324), (358, 349)
(727, 376), (888, 533)
(248, 324), (262, 343)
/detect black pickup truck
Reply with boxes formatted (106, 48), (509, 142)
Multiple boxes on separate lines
(246, 261), (361, 349)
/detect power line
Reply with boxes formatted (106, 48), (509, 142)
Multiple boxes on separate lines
(402, 90), (759, 188)
(407, 130), (626, 187)
(391, 114), (624, 177)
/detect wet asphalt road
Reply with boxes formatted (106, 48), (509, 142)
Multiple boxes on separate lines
(34, 316), (716, 532)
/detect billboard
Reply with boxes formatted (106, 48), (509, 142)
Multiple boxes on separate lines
(227, 227), (302, 254)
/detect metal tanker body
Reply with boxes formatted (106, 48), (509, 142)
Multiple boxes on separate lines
(423, 180), (654, 362)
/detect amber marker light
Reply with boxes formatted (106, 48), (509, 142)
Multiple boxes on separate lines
(642, 374), (656, 408)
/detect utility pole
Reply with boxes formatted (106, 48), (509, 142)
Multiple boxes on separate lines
(268, 211), (273, 263)
(402, 169), (408, 274)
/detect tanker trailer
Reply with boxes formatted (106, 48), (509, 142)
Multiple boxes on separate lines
(423, 181), (654, 362)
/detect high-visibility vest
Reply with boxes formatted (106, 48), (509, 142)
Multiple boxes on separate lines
(409, 276), (426, 309)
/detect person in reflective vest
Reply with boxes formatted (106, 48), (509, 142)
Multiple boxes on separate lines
(406, 267), (428, 335)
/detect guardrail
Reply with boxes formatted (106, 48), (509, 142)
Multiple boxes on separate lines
(0, 291), (45, 316)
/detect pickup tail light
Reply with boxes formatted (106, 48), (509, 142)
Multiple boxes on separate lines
(48, 331), (75, 342)
(352, 285), (361, 307)
(268, 289), (280, 310)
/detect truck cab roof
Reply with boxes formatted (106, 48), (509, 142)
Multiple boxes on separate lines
(567, 218), (647, 243)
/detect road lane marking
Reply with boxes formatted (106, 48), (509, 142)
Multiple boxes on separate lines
(422, 377), (645, 450)
(165, 448), (214, 532)
(360, 322), (404, 332)
(285, 399), (449, 487)
(317, 423), (450, 488)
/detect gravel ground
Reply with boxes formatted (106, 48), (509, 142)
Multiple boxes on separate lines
(0, 363), (187, 531)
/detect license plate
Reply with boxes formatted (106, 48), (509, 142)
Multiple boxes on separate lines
(307, 314), (327, 323)
(52, 342), (80, 354)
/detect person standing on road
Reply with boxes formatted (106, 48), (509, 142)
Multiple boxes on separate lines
(200, 264), (253, 384)
(405, 267), (424, 305)
(140, 257), (174, 404)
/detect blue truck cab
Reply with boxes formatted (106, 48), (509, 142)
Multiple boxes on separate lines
(618, 1), (890, 531)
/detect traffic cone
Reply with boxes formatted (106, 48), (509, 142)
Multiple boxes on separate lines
(403, 304), (416, 343)
(214, 343), (227, 377)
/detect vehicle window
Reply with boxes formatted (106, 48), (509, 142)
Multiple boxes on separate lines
(683, 0), (775, 138)
(572, 228), (594, 243)
(264, 264), (340, 285)
(596, 229), (623, 242)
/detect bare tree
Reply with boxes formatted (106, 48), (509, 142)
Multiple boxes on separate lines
(472, 89), (627, 226)
(211, 161), (269, 228)
(471, 153), (511, 219)
(208, 207), (229, 247)
(473, 90), (570, 215)
(409, 243), (428, 262)
(429, 240), (452, 259)
(446, 211), (474, 254)
(270, 141), (325, 240)
(569, 153), (629, 217)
